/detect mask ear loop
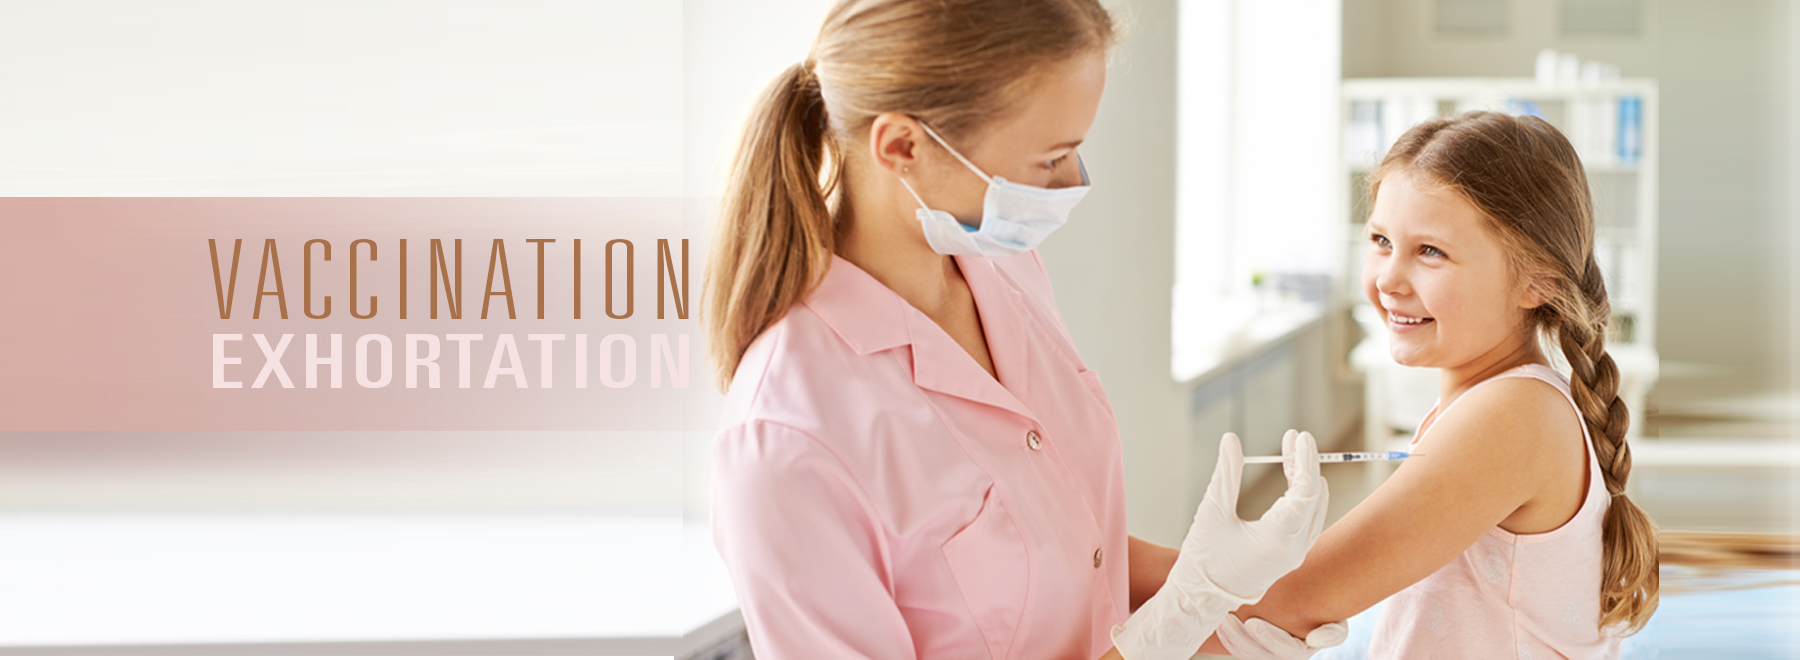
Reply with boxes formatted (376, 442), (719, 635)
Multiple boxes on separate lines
(897, 176), (931, 210)
(899, 119), (981, 210)
(922, 118), (1091, 188)
(915, 120), (994, 184)
(897, 175), (979, 233)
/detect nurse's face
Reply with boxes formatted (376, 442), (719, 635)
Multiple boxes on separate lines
(1361, 171), (1537, 369)
(902, 49), (1106, 221)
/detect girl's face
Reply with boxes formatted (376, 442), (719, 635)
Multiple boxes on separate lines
(1361, 170), (1538, 370)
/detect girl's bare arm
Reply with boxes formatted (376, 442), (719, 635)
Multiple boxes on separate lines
(1197, 377), (1582, 652)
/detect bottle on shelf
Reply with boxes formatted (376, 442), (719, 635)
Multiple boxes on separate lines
(1618, 95), (1643, 166)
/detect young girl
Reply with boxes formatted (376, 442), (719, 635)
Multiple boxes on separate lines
(1198, 111), (1659, 659)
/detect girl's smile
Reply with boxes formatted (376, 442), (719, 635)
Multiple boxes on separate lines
(1385, 312), (1433, 331)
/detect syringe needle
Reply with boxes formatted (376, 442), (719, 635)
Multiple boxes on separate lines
(1243, 451), (1413, 464)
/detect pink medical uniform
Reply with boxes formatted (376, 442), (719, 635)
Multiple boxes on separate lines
(1370, 364), (1622, 659)
(711, 251), (1130, 659)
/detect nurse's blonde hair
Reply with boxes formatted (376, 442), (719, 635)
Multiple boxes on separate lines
(1372, 111), (1659, 636)
(703, 0), (1119, 388)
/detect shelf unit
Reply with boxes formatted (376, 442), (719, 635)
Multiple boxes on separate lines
(1339, 78), (1662, 477)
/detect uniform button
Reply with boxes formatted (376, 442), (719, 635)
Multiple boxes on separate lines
(1094, 548), (1104, 568)
(1026, 430), (1042, 451)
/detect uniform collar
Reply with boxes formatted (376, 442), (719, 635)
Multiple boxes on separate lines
(804, 253), (1036, 420)
(802, 254), (914, 355)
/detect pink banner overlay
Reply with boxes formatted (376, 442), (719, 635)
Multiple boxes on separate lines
(0, 198), (700, 431)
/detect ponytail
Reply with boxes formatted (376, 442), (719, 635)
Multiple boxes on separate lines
(703, 61), (843, 389)
(699, 0), (1119, 391)
(1554, 257), (1659, 636)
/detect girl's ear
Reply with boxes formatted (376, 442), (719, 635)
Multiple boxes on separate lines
(1517, 277), (1551, 310)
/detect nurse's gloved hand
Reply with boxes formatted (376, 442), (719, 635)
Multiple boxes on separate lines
(1216, 613), (1349, 659)
(1110, 430), (1329, 660)
(1183, 429), (1330, 601)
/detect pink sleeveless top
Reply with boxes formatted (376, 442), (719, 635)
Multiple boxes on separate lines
(1368, 364), (1622, 659)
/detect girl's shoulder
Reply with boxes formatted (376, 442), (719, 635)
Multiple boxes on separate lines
(1416, 365), (1587, 494)
(1424, 364), (1582, 447)
(1469, 364), (1582, 431)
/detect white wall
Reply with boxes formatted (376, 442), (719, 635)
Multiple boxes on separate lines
(1042, 0), (1191, 545)
(1790, 0), (1799, 404)
(0, 432), (680, 515)
(1341, 0), (1389, 78)
(1652, 0), (1792, 403)
(0, 0), (680, 196)
(1355, 0), (1656, 77)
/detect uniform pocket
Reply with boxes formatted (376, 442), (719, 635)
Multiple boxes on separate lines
(941, 485), (1029, 660)
(1076, 368), (1115, 418)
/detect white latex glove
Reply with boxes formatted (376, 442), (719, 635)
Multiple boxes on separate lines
(1216, 614), (1349, 659)
(1111, 430), (1330, 660)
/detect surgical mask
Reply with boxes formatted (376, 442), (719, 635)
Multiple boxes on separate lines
(897, 120), (1091, 258)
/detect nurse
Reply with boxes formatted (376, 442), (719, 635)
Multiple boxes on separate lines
(703, 1), (1340, 658)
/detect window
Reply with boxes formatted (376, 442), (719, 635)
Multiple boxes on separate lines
(1173, 0), (1344, 381)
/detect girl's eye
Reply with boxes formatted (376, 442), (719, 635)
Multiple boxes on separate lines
(1043, 154), (1070, 170)
(1422, 245), (1445, 258)
(1370, 234), (1391, 249)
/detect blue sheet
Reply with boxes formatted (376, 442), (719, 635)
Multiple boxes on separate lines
(1312, 567), (1800, 659)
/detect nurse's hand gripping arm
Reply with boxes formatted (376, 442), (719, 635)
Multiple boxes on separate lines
(1104, 430), (1336, 660)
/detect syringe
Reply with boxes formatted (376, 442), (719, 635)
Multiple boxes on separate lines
(1243, 451), (1412, 464)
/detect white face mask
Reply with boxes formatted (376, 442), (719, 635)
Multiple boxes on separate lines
(897, 120), (1092, 258)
